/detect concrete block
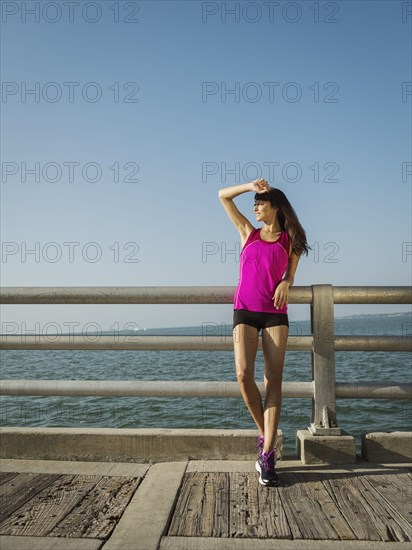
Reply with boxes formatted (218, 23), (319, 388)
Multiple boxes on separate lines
(296, 429), (356, 465)
(361, 431), (412, 463)
(0, 536), (100, 550)
(103, 462), (186, 550)
(0, 427), (284, 463)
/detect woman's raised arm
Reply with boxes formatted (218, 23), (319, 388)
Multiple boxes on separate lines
(218, 179), (270, 239)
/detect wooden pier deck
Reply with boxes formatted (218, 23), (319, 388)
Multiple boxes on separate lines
(0, 457), (411, 550)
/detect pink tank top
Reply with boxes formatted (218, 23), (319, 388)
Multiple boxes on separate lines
(234, 228), (290, 314)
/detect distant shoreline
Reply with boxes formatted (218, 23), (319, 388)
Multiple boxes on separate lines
(132, 311), (412, 331)
(31, 311), (411, 336)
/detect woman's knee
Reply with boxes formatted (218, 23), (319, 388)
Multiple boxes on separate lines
(264, 373), (283, 396)
(236, 367), (254, 386)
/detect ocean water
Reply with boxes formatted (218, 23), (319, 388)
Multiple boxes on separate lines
(1, 312), (411, 455)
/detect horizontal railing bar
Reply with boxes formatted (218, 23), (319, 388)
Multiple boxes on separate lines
(0, 380), (314, 398)
(1, 286), (411, 304)
(0, 335), (312, 351)
(0, 286), (311, 304)
(335, 383), (412, 399)
(331, 286), (412, 304)
(1, 380), (411, 400)
(0, 335), (410, 352)
(334, 336), (412, 352)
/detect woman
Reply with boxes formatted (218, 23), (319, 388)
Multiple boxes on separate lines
(218, 178), (310, 487)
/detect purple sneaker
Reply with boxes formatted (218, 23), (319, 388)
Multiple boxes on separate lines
(255, 448), (279, 487)
(256, 434), (265, 455)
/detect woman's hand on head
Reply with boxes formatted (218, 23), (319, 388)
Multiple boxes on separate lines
(250, 179), (270, 194)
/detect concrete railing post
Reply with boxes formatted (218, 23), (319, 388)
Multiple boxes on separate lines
(309, 284), (341, 436)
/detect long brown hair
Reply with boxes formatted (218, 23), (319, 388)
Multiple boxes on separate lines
(255, 187), (311, 257)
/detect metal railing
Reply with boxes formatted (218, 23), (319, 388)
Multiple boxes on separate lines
(1, 285), (411, 435)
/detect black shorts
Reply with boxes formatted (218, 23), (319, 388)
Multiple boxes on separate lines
(233, 309), (289, 332)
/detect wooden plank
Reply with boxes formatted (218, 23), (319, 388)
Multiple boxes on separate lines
(356, 474), (412, 541)
(257, 478), (292, 539)
(229, 472), (264, 538)
(363, 471), (412, 522)
(229, 471), (291, 539)
(161, 536), (412, 550)
(323, 472), (401, 541)
(339, 473), (410, 542)
(168, 472), (229, 537)
(363, 472), (412, 504)
(323, 473), (380, 540)
(0, 473), (61, 523)
(168, 472), (207, 536)
(203, 473), (228, 537)
(78, 476), (142, 539)
(0, 472), (19, 485)
(0, 474), (100, 536)
(277, 472), (340, 540)
(49, 476), (142, 539)
(164, 468), (412, 543)
(291, 471), (356, 540)
(0, 473), (57, 499)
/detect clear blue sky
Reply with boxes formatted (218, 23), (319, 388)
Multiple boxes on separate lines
(1, 0), (411, 330)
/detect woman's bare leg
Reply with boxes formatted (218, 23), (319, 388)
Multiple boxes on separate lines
(261, 325), (289, 452)
(233, 323), (264, 434)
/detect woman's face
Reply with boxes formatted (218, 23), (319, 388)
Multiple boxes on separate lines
(254, 199), (276, 222)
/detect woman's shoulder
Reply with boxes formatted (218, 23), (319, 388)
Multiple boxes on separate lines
(247, 226), (259, 236)
(241, 226), (259, 248)
(280, 229), (292, 257)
